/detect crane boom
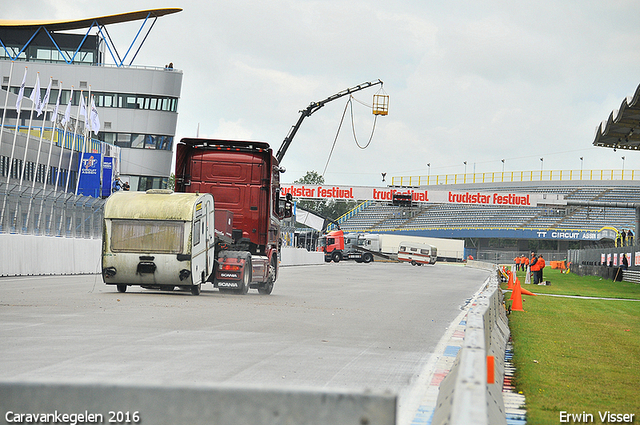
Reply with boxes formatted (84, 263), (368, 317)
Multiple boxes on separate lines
(275, 79), (383, 163)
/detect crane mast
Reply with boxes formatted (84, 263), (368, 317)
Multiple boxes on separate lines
(275, 79), (383, 163)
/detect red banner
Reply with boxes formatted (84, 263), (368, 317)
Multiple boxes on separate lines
(280, 184), (565, 207)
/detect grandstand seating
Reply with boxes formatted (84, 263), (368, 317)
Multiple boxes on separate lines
(336, 181), (639, 235)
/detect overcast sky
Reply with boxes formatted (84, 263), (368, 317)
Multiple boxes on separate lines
(8, 0), (640, 186)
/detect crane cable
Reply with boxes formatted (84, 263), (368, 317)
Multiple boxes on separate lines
(322, 95), (378, 177)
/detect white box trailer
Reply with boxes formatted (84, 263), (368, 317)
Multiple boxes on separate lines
(102, 190), (215, 295)
(369, 234), (464, 262)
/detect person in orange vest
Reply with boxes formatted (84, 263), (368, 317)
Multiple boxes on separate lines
(514, 255), (521, 271)
(522, 254), (530, 272)
(538, 254), (546, 283)
(530, 252), (540, 284)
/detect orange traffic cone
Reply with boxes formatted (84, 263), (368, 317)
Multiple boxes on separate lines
(519, 281), (537, 296)
(507, 270), (514, 289)
(511, 280), (524, 312)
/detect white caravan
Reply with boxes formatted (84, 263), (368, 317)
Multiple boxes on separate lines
(102, 189), (215, 295)
(397, 241), (437, 265)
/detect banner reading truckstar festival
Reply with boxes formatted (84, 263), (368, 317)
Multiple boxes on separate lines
(280, 184), (565, 207)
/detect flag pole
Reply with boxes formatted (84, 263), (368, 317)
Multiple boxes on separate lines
(39, 80), (62, 233)
(52, 85), (72, 235)
(54, 86), (72, 192)
(0, 60), (15, 231)
(19, 72), (41, 189)
(1, 66), (27, 231)
(74, 86), (90, 196)
(64, 89), (83, 194)
(26, 76), (52, 231)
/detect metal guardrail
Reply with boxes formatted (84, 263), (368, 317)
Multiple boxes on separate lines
(0, 183), (104, 238)
(392, 169), (640, 187)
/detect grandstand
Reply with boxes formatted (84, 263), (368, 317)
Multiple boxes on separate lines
(330, 174), (640, 261)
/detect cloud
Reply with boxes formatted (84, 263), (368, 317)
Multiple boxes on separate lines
(10, 0), (640, 185)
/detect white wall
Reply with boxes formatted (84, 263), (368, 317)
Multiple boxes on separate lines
(0, 234), (102, 276)
(280, 246), (325, 266)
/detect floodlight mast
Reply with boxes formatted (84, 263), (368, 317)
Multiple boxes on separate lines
(275, 79), (383, 163)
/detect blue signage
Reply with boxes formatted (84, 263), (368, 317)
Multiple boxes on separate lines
(77, 152), (101, 197)
(377, 227), (610, 241)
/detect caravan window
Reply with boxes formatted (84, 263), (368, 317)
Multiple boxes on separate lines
(193, 220), (201, 246)
(111, 219), (184, 253)
(421, 249), (429, 255)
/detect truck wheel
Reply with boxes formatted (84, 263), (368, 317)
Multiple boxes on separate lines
(363, 253), (374, 263)
(411, 260), (417, 266)
(258, 258), (276, 295)
(331, 252), (342, 263)
(191, 283), (201, 295)
(116, 284), (127, 293)
(237, 257), (251, 295)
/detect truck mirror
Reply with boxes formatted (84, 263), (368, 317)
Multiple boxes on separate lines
(284, 193), (293, 218)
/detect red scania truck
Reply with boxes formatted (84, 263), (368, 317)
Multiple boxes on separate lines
(174, 138), (292, 295)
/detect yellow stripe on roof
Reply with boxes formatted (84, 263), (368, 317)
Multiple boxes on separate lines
(0, 8), (182, 31)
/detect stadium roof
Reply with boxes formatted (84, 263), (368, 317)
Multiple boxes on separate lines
(0, 8), (182, 31)
(593, 82), (640, 151)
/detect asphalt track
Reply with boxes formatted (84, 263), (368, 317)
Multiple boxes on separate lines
(0, 261), (490, 423)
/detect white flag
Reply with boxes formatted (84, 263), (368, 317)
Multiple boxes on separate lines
(80, 94), (88, 131)
(40, 77), (52, 117)
(15, 67), (27, 113)
(90, 96), (100, 135)
(29, 74), (42, 115)
(51, 82), (62, 124)
(62, 87), (73, 127)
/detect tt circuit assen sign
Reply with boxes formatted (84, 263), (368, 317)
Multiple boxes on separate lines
(280, 185), (565, 207)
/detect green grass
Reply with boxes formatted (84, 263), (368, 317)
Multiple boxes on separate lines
(505, 268), (640, 424)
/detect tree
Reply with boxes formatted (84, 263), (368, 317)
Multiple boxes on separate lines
(294, 171), (359, 222)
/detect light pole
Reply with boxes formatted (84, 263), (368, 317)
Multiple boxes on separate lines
(622, 156), (626, 178)
(426, 163), (430, 185)
(463, 161), (467, 183)
(501, 159), (505, 173)
(580, 157), (583, 179)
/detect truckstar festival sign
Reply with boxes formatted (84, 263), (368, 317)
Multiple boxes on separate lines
(280, 185), (565, 207)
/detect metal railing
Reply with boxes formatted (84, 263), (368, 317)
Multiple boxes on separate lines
(0, 183), (104, 238)
(392, 169), (640, 187)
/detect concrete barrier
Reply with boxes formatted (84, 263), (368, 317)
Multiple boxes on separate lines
(0, 381), (396, 425)
(432, 262), (509, 425)
(280, 246), (325, 266)
(0, 234), (101, 277)
(0, 238), (328, 277)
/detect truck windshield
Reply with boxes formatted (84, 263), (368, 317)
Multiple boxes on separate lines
(110, 219), (184, 254)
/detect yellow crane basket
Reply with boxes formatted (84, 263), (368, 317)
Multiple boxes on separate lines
(372, 89), (389, 116)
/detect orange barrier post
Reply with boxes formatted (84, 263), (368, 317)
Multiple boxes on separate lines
(487, 355), (495, 384)
(511, 281), (524, 311)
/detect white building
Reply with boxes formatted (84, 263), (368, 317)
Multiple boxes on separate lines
(0, 8), (183, 193)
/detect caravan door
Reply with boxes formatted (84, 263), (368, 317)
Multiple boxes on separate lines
(191, 194), (215, 286)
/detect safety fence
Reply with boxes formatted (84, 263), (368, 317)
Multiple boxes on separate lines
(392, 169), (640, 187)
(0, 183), (104, 238)
(432, 262), (510, 425)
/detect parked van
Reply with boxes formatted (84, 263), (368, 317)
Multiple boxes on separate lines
(398, 241), (437, 265)
(102, 189), (215, 295)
